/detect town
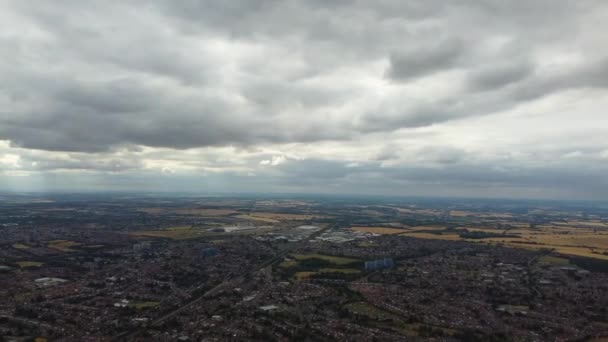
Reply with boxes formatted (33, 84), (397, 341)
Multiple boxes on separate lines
(1, 193), (608, 341)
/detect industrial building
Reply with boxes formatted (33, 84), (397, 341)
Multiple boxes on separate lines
(364, 258), (394, 271)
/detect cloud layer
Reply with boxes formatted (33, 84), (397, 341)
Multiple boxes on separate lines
(0, 0), (607, 199)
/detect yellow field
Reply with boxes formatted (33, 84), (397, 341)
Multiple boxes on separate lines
(504, 243), (608, 260)
(48, 240), (82, 252)
(351, 227), (407, 235)
(386, 224), (608, 260)
(17, 261), (43, 268)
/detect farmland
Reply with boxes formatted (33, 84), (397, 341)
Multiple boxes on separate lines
(137, 208), (238, 216)
(12, 243), (30, 250)
(129, 226), (207, 240)
(350, 222), (608, 260)
(47, 240), (82, 252)
(243, 212), (325, 221)
(16, 261), (43, 268)
(291, 254), (359, 265)
(351, 227), (408, 235)
(129, 301), (160, 310)
(234, 214), (280, 223)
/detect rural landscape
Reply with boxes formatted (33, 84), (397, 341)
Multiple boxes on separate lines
(1, 193), (608, 341)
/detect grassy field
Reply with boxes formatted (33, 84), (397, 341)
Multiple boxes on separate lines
(449, 210), (471, 217)
(129, 301), (160, 310)
(538, 255), (571, 266)
(235, 214), (280, 223)
(294, 271), (317, 280)
(131, 225), (277, 240)
(279, 260), (298, 268)
(407, 226), (449, 232)
(138, 208), (238, 216)
(292, 254), (359, 265)
(81, 244), (105, 249)
(345, 302), (401, 321)
(130, 226), (206, 240)
(318, 268), (360, 274)
(400, 232), (463, 241)
(557, 221), (608, 228)
(47, 240), (82, 252)
(283, 254), (361, 280)
(352, 227), (408, 235)
(173, 209), (238, 216)
(17, 261), (43, 268)
(245, 212), (324, 221)
(12, 243), (30, 250)
(344, 302), (457, 337)
(392, 207), (443, 216)
(293, 269), (360, 279)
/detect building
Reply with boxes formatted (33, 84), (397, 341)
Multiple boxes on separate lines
(133, 241), (151, 251)
(365, 258), (394, 271)
(34, 277), (68, 287)
(201, 247), (219, 257)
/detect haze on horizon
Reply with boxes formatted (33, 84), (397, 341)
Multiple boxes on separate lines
(0, 1), (607, 200)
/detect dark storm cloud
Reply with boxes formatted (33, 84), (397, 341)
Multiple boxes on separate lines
(1, 0), (608, 199)
(512, 57), (608, 101)
(1, 0), (606, 153)
(467, 60), (535, 91)
(386, 39), (464, 81)
(269, 156), (608, 198)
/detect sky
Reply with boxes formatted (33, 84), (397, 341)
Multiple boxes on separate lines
(0, 1), (607, 200)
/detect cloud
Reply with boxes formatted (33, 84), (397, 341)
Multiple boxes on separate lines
(0, 1), (607, 199)
(467, 60), (535, 91)
(260, 155), (287, 166)
(386, 39), (464, 81)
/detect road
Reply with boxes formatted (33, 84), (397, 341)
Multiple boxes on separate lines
(113, 223), (334, 341)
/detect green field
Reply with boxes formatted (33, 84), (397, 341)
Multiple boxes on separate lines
(12, 243), (30, 250)
(538, 255), (572, 266)
(129, 301), (160, 310)
(17, 261), (43, 268)
(281, 254), (362, 280)
(130, 226), (205, 240)
(318, 268), (361, 274)
(292, 254), (359, 265)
